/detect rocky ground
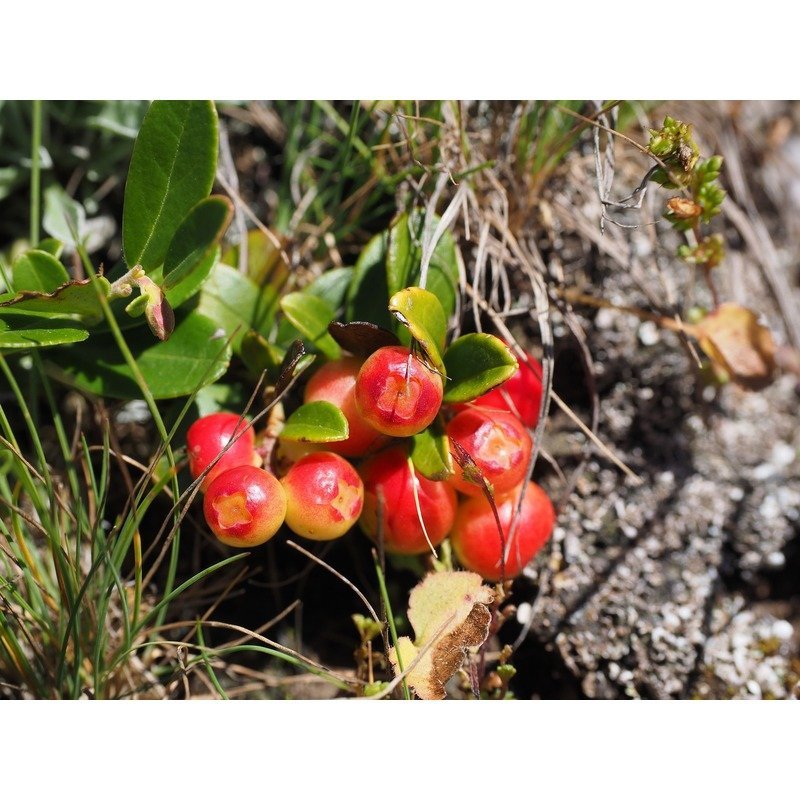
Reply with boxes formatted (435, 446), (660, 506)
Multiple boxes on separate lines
(510, 102), (800, 698)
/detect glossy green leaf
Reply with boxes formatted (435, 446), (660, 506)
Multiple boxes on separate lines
(442, 333), (519, 403)
(163, 196), (232, 290)
(280, 292), (341, 361)
(145, 245), (220, 311)
(0, 276), (111, 325)
(411, 423), (453, 481)
(425, 226), (460, 322)
(240, 330), (286, 380)
(36, 238), (64, 258)
(387, 211), (460, 321)
(197, 262), (278, 352)
(42, 186), (86, 248)
(304, 266), (354, 310)
(386, 212), (416, 299)
(0, 315), (89, 350)
(12, 249), (69, 293)
(388, 287), (447, 375)
(123, 100), (218, 269)
(280, 400), (349, 443)
(49, 311), (230, 400)
(346, 230), (393, 328)
(222, 228), (289, 289)
(192, 383), (248, 419)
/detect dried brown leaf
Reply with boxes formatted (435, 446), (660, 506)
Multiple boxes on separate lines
(388, 571), (494, 700)
(694, 303), (777, 389)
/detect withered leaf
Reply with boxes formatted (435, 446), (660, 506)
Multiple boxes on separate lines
(388, 571), (494, 700)
(694, 303), (777, 389)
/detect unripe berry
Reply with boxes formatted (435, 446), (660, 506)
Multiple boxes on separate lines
(281, 452), (364, 541)
(303, 357), (387, 457)
(450, 481), (555, 581)
(447, 407), (532, 497)
(187, 412), (260, 492)
(355, 346), (443, 438)
(203, 465), (287, 547)
(359, 446), (456, 555)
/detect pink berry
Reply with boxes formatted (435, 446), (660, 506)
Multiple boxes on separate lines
(303, 357), (388, 457)
(354, 346), (443, 438)
(450, 481), (555, 581)
(187, 412), (260, 492)
(359, 446), (456, 555)
(281, 452), (364, 541)
(203, 465), (287, 548)
(447, 407), (532, 497)
(472, 344), (543, 428)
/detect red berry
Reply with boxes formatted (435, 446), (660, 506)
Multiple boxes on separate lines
(355, 346), (443, 438)
(472, 343), (542, 428)
(281, 452), (364, 541)
(450, 481), (555, 581)
(447, 407), (532, 497)
(187, 412), (260, 492)
(303, 357), (388, 457)
(359, 446), (456, 555)
(203, 465), (287, 547)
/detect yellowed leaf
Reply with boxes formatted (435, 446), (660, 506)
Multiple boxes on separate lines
(388, 572), (494, 700)
(694, 303), (777, 389)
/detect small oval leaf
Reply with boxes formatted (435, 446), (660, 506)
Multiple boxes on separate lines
(12, 249), (70, 293)
(50, 311), (231, 399)
(197, 262), (277, 352)
(280, 400), (349, 443)
(123, 100), (219, 269)
(0, 276), (111, 326)
(388, 287), (447, 375)
(411, 423), (454, 481)
(345, 230), (393, 328)
(280, 292), (342, 361)
(0, 315), (89, 350)
(443, 333), (519, 403)
(163, 196), (233, 290)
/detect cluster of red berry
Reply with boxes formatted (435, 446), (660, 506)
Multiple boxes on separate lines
(186, 340), (555, 582)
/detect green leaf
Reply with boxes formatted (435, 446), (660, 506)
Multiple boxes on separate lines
(280, 400), (349, 443)
(279, 292), (342, 361)
(0, 315), (89, 351)
(442, 333), (519, 403)
(122, 100), (218, 269)
(388, 210), (460, 321)
(36, 238), (64, 258)
(386, 212), (416, 299)
(11, 249), (69, 293)
(192, 382), (248, 419)
(42, 186), (86, 248)
(0, 276), (111, 325)
(411, 423), (453, 481)
(197, 262), (277, 352)
(164, 244), (219, 309)
(304, 266), (353, 310)
(346, 230), (393, 328)
(163, 196), (233, 290)
(425, 226), (459, 323)
(49, 311), (230, 400)
(388, 287), (447, 375)
(222, 228), (288, 289)
(239, 330), (285, 380)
